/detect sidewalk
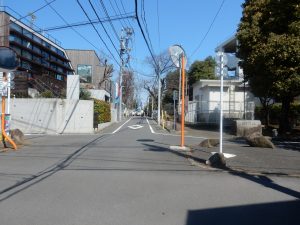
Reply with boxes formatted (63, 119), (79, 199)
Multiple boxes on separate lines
(189, 140), (300, 177)
(155, 120), (300, 177)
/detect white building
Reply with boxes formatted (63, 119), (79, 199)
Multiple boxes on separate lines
(185, 35), (258, 124)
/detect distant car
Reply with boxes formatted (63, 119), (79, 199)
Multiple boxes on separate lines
(131, 111), (136, 116)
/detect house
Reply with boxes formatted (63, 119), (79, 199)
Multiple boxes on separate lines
(66, 49), (113, 102)
(185, 35), (258, 124)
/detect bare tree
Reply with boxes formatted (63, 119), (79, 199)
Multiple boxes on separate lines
(99, 59), (113, 87)
(143, 50), (175, 102)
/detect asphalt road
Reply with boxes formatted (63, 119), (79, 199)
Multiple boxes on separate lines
(0, 117), (299, 225)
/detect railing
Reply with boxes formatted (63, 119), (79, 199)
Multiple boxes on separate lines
(178, 100), (255, 125)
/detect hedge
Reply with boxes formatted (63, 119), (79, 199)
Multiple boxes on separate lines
(94, 99), (111, 124)
(255, 103), (300, 125)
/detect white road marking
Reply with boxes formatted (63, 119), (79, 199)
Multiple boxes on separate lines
(212, 152), (236, 158)
(112, 118), (132, 134)
(128, 125), (143, 129)
(146, 118), (206, 139)
(146, 118), (155, 133)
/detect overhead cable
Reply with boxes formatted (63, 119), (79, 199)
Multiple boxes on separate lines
(77, 0), (121, 67)
(190, 0), (226, 57)
(134, 0), (158, 68)
(88, 0), (120, 56)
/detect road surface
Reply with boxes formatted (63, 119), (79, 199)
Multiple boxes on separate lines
(0, 117), (299, 225)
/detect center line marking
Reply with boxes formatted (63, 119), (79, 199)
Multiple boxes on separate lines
(112, 117), (132, 134)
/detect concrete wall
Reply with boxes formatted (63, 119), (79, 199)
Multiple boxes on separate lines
(7, 98), (93, 134)
(67, 75), (80, 100)
(89, 89), (110, 101)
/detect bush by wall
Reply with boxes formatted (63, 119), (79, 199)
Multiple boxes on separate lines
(255, 103), (300, 126)
(94, 99), (111, 124)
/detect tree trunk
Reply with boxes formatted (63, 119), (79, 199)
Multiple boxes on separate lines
(279, 99), (292, 135)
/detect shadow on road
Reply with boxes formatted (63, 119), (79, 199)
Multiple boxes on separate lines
(185, 200), (300, 225)
(142, 142), (300, 199)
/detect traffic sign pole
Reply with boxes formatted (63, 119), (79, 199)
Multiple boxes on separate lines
(181, 55), (185, 147)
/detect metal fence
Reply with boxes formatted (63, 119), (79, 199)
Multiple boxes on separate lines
(179, 100), (255, 125)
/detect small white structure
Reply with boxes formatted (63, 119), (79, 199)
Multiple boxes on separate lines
(186, 79), (255, 124)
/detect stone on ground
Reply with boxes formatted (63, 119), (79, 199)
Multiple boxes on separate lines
(199, 139), (219, 148)
(206, 153), (226, 168)
(246, 135), (275, 149)
(10, 129), (26, 145)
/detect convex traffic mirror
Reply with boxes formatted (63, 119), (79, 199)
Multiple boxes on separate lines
(0, 47), (20, 72)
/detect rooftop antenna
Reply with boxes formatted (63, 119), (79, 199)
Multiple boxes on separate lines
(28, 12), (36, 28)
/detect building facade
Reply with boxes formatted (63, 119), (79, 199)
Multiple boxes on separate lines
(0, 10), (74, 97)
(66, 49), (113, 102)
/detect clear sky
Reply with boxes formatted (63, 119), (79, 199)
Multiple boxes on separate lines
(2, 0), (245, 103)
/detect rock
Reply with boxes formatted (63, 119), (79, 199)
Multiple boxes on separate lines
(246, 135), (276, 149)
(10, 129), (25, 145)
(206, 153), (226, 168)
(199, 139), (219, 148)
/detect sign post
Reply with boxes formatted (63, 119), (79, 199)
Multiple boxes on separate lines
(0, 47), (19, 150)
(169, 45), (189, 151)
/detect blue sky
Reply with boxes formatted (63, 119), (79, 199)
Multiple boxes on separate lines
(2, 0), (244, 102)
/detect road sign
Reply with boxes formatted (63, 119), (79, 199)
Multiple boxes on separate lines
(169, 45), (187, 68)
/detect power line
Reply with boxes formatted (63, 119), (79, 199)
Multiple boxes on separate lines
(190, 0), (226, 58)
(43, 0), (113, 62)
(113, 0), (130, 28)
(88, 0), (120, 56)
(107, 0), (126, 28)
(134, 0), (158, 68)
(76, 0), (121, 67)
(0, 0), (56, 29)
(41, 13), (135, 32)
(120, 0), (134, 29)
(98, 0), (119, 40)
(141, 0), (155, 55)
(156, 0), (161, 51)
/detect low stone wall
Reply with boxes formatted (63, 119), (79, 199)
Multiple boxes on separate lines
(235, 120), (262, 137)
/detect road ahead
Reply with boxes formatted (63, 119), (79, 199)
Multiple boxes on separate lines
(0, 117), (299, 225)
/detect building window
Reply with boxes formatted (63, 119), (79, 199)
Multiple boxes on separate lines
(22, 50), (32, 60)
(9, 22), (22, 33)
(33, 35), (42, 44)
(41, 59), (49, 67)
(22, 40), (32, 49)
(33, 45), (41, 54)
(21, 61), (31, 70)
(9, 34), (22, 44)
(23, 29), (32, 39)
(56, 74), (63, 81)
(77, 64), (92, 83)
(32, 55), (41, 64)
(42, 51), (49, 59)
(10, 46), (21, 55)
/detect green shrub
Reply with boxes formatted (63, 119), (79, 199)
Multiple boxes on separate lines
(79, 89), (91, 100)
(255, 103), (300, 125)
(40, 90), (54, 98)
(94, 99), (111, 124)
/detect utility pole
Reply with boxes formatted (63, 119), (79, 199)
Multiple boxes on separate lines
(157, 63), (161, 125)
(118, 27), (133, 121)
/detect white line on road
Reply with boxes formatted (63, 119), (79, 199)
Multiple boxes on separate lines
(112, 117), (132, 134)
(146, 118), (205, 139)
(146, 118), (155, 133)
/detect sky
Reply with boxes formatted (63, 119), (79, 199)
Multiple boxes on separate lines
(1, 0), (245, 103)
